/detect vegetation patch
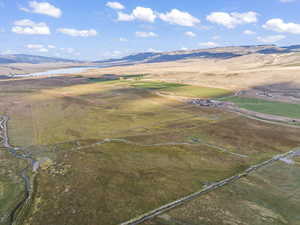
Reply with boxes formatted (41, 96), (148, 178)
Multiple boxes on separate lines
(131, 81), (231, 98)
(145, 159), (300, 225)
(87, 74), (144, 83)
(221, 96), (300, 118)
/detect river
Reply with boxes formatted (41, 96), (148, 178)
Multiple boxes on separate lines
(9, 66), (103, 78)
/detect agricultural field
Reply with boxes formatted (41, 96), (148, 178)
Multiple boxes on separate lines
(221, 96), (300, 119)
(1, 75), (300, 225)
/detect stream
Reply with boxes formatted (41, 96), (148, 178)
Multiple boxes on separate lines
(0, 115), (35, 225)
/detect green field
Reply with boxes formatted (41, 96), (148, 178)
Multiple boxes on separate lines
(221, 96), (300, 119)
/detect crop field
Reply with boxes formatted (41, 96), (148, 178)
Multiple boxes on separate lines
(144, 156), (300, 225)
(1, 76), (300, 225)
(221, 96), (300, 119)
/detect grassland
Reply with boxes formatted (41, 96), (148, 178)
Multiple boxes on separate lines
(221, 96), (300, 119)
(84, 53), (300, 91)
(1, 76), (300, 225)
(144, 158), (300, 225)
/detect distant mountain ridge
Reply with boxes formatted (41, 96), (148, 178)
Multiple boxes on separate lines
(1, 45), (299, 65)
(0, 54), (81, 64)
(94, 44), (300, 64)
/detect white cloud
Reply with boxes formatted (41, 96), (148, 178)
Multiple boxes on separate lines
(279, 0), (295, 2)
(181, 47), (188, 51)
(60, 47), (76, 54)
(119, 37), (128, 42)
(147, 48), (161, 52)
(25, 44), (44, 49)
(25, 44), (49, 53)
(212, 35), (220, 40)
(112, 50), (122, 55)
(12, 19), (50, 35)
(47, 45), (56, 49)
(21, 1), (62, 18)
(257, 35), (286, 43)
(135, 31), (158, 38)
(58, 28), (98, 37)
(159, 9), (200, 27)
(38, 48), (48, 52)
(199, 42), (219, 48)
(106, 1), (124, 10)
(117, 12), (134, 21)
(263, 18), (300, 34)
(132, 7), (156, 22)
(206, 11), (258, 28)
(243, 29), (256, 35)
(118, 7), (156, 23)
(184, 31), (196, 37)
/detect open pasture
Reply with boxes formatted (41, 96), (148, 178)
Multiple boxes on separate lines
(1, 76), (300, 225)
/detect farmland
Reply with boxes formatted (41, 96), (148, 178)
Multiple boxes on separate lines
(221, 96), (300, 119)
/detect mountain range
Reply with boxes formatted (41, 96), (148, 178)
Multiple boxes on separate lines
(94, 44), (300, 64)
(1, 45), (300, 65)
(0, 54), (81, 64)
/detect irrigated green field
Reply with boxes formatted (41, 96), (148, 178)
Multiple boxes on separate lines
(0, 76), (299, 225)
(221, 96), (300, 119)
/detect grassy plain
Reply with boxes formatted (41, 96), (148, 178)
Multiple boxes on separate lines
(145, 158), (300, 225)
(0, 75), (300, 225)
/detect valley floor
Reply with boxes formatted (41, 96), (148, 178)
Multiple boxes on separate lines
(0, 71), (300, 225)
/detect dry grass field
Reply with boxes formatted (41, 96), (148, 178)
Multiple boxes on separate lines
(144, 157), (300, 225)
(1, 72), (300, 225)
(84, 53), (300, 91)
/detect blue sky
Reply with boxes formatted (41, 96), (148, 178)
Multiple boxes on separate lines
(0, 0), (299, 60)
